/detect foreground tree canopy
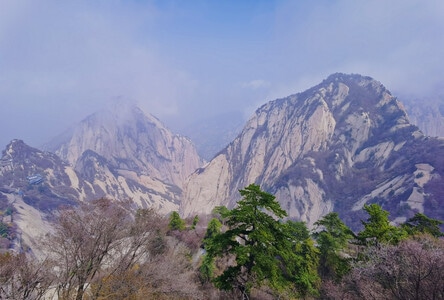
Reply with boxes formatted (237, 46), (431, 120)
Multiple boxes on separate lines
(0, 198), (203, 300)
(204, 184), (320, 299)
(0, 186), (443, 299)
(203, 185), (444, 299)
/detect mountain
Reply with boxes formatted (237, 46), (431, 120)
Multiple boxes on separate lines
(1, 103), (205, 252)
(0, 139), (83, 252)
(42, 103), (204, 214)
(403, 97), (444, 137)
(0, 138), (182, 223)
(45, 104), (204, 189)
(181, 73), (444, 229)
(1, 103), (204, 224)
(0, 139), (80, 211)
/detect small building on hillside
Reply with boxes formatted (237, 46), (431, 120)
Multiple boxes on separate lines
(27, 174), (44, 185)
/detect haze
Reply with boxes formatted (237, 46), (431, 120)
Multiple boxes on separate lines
(1, 0), (443, 149)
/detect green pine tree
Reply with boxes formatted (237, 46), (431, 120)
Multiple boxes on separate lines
(168, 211), (186, 231)
(313, 212), (354, 280)
(205, 184), (320, 298)
(402, 213), (444, 237)
(358, 204), (407, 245)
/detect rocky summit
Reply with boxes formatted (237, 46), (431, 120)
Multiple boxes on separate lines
(46, 104), (204, 189)
(181, 73), (444, 230)
(1, 104), (204, 222)
(44, 104), (204, 213)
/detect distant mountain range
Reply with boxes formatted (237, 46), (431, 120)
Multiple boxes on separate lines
(1, 73), (444, 251)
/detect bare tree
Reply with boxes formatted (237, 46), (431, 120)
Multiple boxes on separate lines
(325, 234), (444, 300)
(94, 237), (204, 299)
(90, 209), (204, 300)
(89, 208), (169, 298)
(43, 198), (130, 300)
(43, 199), (203, 299)
(0, 252), (53, 300)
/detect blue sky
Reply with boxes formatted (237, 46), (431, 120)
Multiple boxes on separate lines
(1, 0), (443, 148)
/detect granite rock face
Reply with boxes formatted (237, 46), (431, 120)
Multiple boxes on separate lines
(41, 104), (204, 213)
(48, 104), (204, 189)
(3, 73), (444, 243)
(182, 74), (444, 229)
(1, 104), (204, 221)
(0, 139), (184, 216)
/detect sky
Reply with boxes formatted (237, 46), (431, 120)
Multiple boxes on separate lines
(1, 0), (443, 148)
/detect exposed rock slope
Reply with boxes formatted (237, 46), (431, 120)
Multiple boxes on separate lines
(0, 140), (181, 215)
(0, 139), (79, 211)
(181, 73), (444, 229)
(46, 104), (204, 189)
(1, 102), (205, 219)
(39, 104), (204, 214)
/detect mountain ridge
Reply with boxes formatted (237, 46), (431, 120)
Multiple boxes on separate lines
(2, 73), (444, 240)
(181, 73), (444, 230)
(45, 104), (204, 189)
(1, 102), (205, 229)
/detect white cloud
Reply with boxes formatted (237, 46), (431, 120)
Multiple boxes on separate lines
(241, 79), (271, 90)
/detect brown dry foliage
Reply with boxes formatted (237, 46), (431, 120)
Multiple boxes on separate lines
(0, 252), (53, 300)
(324, 234), (444, 300)
(41, 198), (204, 300)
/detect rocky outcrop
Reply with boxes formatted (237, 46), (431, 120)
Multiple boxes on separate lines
(1, 101), (206, 216)
(38, 103), (205, 214)
(0, 139), (181, 215)
(0, 139), (80, 211)
(47, 104), (204, 189)
(181, 74), (444, 229)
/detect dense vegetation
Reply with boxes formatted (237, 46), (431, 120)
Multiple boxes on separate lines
(0, 185), (443, 299)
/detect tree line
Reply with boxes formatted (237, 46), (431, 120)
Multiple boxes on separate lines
(0, 184), (443, 299)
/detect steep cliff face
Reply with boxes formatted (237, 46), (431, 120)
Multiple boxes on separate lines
(1, 139), (183, 214)
(182, 74), (444, 229)
(1, 103), (205, 218)
(47, 104), (204, 189)
(0, 139), (185, 253)
(0, 140), (80, 210)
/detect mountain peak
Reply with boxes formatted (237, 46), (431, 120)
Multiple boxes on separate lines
(3, 139), (49, 162)
(5, 139), (28, 152)
(324, 72), (373, 83)
(46, 103), (204, 188)
(181, 73), (440, 230)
